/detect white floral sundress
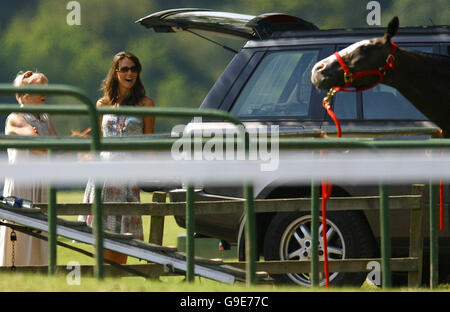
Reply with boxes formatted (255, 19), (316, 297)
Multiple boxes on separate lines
(83, 114), (144, 240)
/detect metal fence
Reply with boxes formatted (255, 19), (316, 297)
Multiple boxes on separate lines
(0, 84), (448, 288)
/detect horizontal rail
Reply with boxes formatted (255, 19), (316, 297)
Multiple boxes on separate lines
(0, 104), (89, 115)
(0, 84), (93, 106)
(0, 103), (244, 127)
(0, 263), (178, 278)
(278, 137), (450, 149)
(2, 136), (450, 151)
(0, 257), (418, 276)
(322, 127), (442, 138)
(228, 258), (418, 274)
(35, 195), (422, 215)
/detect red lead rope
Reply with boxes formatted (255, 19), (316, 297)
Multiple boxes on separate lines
(321, 91), (342, 288)
(440, 180), (444, 230)
(321, 180), (333, 288)
(322, 92), (342, 138)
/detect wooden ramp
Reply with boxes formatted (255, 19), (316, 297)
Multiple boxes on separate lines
(0, 202), (265, 284)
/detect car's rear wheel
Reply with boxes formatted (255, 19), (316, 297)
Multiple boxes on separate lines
(263, 211), (377, 287)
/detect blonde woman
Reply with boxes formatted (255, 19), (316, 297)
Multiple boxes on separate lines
(0, 71), (57, 266)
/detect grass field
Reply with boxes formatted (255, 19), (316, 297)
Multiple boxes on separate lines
(0, 190), (449, 292)
(54, 190), (185, 266)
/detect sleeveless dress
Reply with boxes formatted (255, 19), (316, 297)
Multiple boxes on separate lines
(0, 113), (52, 266)
(82, 114), (144, 240)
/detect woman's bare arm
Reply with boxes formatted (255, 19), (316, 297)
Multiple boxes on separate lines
(5, 113), (39, 136)
(140, 97), (155, 135)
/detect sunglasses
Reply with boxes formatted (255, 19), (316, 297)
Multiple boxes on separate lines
(16, 71), (47, 98)
(17, 70), (34, 82)
(23, 71), (33, 78)
(116, 66), (138, 73)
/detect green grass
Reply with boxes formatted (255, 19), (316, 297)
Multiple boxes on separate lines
(1, 272), (448, 292)
(55, 190), (185, 265)
(0, 190), (449, 292)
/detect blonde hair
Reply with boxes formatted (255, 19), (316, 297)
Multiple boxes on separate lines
(14, 70), (48, 103)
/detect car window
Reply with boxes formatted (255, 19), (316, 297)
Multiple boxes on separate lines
(230, 49), (319, 118)
(332, 45), (359, 120)
(333, 92), (358, 120)
(362, 46), (431, 120)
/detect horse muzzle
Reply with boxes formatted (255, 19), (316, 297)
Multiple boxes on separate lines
(311, 58), (340, 90)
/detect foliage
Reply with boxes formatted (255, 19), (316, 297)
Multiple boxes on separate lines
(0, 0), (447, 133)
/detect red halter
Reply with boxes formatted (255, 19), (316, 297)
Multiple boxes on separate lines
(333, 42), (398, 92)
(321, 42), (398, 137)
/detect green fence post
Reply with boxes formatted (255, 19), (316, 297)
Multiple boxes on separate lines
(429, 182), (439, 288)
(310, 179), (320, 287)
(244, 184), (256, 286)
(92, 186), (104, 279)
(379, 183), (392, 288)
(185, 185), (195, 282)
(89, 102), (103, 280)
(47, 149), (57, 275)
(242, 128), (257, 286)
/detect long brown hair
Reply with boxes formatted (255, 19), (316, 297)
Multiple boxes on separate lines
(101, 51), (146, 106)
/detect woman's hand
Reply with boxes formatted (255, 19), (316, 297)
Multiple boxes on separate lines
(71, 128), (92, 161)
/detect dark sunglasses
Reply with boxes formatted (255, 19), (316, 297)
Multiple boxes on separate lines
(116, 66), (138, 74)
(23, 71), (33, 78)
(17, 70), (34, 81)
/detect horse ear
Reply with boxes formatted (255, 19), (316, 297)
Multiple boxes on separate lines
(384, 16), (399, 43)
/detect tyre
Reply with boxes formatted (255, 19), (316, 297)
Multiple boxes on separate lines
(263, 211), (377, 287)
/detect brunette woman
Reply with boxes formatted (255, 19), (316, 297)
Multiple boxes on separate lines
(83, 51), (155, 264)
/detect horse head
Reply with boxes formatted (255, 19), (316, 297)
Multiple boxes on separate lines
(311, 17), (399, 91)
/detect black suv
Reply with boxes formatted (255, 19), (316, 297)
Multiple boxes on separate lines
(138, 9), (450, 286)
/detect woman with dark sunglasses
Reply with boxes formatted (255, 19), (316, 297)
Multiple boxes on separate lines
(0, 70), (57, 267)
(81, 51), (155, 265)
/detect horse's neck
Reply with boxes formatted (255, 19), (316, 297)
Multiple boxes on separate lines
(383, 48), (450, 136)
(384, 48), (449, 103)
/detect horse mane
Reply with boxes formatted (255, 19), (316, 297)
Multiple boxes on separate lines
(410, 50), (450, 63)
(396, 47), (450, 79)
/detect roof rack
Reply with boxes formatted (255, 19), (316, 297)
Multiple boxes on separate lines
(270, 25), (450, 39)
